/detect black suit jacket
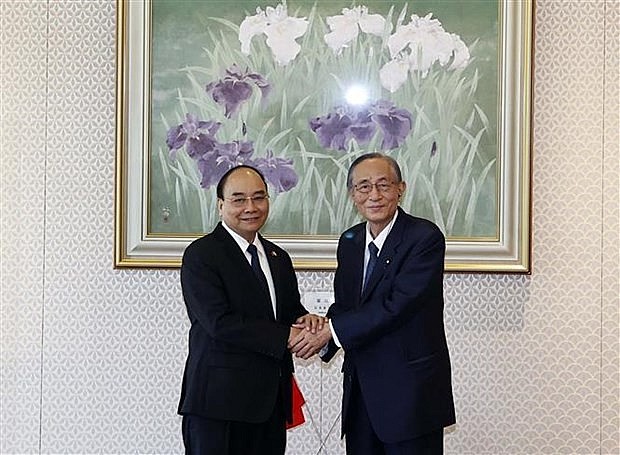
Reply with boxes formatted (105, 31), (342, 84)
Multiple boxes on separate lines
(178, 223), (307, 423)
(324, 208), (456, 443)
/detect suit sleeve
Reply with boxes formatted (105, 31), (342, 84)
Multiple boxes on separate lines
(331, 228), (445, 351)
(320, 237), (351, 363)
(277, 247), (308, 324)
(181, 242), (290, 360)
(319, 338), (340, 363)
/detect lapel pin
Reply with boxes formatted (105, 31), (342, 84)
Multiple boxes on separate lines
(271, 251), (277, 257)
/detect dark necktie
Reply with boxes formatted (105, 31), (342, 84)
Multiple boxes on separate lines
(363, 242), (379, 291)
(247, 244), (270, 300)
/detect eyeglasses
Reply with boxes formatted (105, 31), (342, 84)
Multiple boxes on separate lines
(223, 194), (269, 207)
(353, 181), (397, 194)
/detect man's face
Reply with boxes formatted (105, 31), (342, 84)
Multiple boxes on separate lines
(349, 158), (406, 236)
(218, 168), (269, 243)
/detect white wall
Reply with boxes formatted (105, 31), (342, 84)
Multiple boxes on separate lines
(1, 1), (618, 454)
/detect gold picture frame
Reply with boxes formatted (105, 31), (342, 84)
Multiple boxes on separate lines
(115, 0), (533, 272)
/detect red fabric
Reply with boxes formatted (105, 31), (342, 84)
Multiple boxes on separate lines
(286, 376), (306, 429)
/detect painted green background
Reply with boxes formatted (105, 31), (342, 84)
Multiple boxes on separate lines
(149, 0), (499, 237)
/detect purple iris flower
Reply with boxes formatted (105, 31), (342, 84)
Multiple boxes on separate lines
(206, 64), (271, 118)
(369, 100), (413, 150)
(309, 100), (413, 151)
(309, 108), (354, 151)
(254, 150), (299, 193)
(309, 107), (379, 152)
(166, 113), (221, 159)
(165, 112), (296, 193)
(195, 152), (223, 189)
(196, 140), (255, 189)
(348, 109), (377, 145)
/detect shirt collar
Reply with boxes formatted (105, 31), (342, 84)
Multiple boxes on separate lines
(365, 210), (398, 253)
(221, 221), (265, 256)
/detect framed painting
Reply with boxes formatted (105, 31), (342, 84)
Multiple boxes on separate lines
(115, 0), (532, 272)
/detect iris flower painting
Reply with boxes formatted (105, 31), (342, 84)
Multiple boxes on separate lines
(151, 0), (499, 238)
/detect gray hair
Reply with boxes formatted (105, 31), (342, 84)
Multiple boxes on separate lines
(346, 153), (403, 190)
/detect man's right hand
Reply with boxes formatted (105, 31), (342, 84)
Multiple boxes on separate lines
(288, 325), (332, 360)
(288, 326), (304, 346)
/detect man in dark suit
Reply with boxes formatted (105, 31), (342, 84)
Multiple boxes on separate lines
(290, 153), (456, 454)
(178, 165), (323, 454)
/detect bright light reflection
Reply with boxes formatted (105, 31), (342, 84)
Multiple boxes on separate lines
(345, 85), (369, 106)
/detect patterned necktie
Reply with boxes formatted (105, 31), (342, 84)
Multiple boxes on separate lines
(247, 244), (270, 300)
(363, 242), (379, 291)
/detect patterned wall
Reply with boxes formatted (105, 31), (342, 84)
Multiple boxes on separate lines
(1, 1), (618, 454)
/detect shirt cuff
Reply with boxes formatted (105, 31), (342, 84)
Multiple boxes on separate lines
(329, 319), (342, 348)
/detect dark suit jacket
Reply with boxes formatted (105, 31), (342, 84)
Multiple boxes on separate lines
(324, 208), (456, 443)
(178, 223), (307, 424)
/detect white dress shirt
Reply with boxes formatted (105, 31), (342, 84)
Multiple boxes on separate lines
(221, 221), (277, 317)
(329, 210), (399, 348)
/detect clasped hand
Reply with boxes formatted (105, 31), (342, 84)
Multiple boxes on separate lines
(287, 314), (332, 360)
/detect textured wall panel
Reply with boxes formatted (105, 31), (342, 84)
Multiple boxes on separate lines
(0, 1), (47, 453)
(290, 272), (346, 454)
(0, 0), (618, 454)
(526, 1), (606, 453)
(601, 1), (620, 453)
(40, 1), (184, 452)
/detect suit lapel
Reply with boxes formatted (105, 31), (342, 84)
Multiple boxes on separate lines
(260, 236), (281, 321)
(360, 211), (405, 301)
(215, 224), (275, 319)
(346, 227), (365, 307)
(214, 223), (249, 265)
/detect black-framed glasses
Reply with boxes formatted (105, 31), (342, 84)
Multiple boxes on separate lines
(223, 194), (270, 207)
(353, 181), (397, 194)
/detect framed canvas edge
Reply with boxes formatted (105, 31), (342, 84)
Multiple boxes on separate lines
(114, 0), (533, 273)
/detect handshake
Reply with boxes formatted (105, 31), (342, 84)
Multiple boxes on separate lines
(287, 314), (332, 360)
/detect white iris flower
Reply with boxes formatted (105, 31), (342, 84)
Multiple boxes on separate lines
(239, 3), (309, 66)
(324, 6), (389, 53)
(380, 13), (470, 92)
(379, 56), (410, 93)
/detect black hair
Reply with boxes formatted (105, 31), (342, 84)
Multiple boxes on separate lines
(216, 165), (268, 199)
(346, 153), (403, 190)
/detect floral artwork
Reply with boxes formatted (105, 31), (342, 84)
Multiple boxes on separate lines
(151, 1), (499, 238)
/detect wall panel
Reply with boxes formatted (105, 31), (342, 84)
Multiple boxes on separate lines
(0, 1), (618, 454)
(601, 1), (620, 452)
(0, 1), (48, 453)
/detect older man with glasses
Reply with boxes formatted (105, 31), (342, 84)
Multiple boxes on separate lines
(290, 152), (456, 455)
(178, 165), (324, 455)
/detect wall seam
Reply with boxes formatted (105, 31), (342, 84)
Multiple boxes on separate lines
(38, 1), (50, 454)
(599, 2), (607, 454)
